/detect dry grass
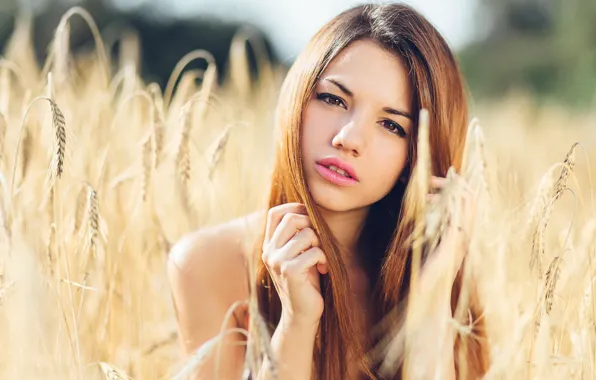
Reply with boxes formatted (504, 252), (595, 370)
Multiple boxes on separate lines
(0, 8), (594, 380)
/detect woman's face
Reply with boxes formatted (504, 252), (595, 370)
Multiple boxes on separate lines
(301, 39), (414, 212)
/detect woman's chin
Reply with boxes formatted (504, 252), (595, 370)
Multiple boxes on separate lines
(310, 191), (358, 213)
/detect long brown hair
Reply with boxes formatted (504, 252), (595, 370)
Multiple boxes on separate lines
(251, 3), (489, 378)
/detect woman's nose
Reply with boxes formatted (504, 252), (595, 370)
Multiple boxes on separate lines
(331, 118), (366, 157)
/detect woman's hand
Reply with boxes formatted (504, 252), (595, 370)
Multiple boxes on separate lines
(261, 203), (329, 328)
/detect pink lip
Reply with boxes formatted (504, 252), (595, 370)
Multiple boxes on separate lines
(316, 157), (359, 180)
(314, 157), (359, 187)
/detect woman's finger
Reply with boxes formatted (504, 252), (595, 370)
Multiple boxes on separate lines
(271, 228), (320, 268)
(281, 227), (320, 257)
(270, 213), (312, 249)
(430, 176), (447, 190)
(264, 203), (307, 244)
(280, 247), (328, 276)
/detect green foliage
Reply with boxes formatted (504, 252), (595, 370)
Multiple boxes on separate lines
(460, 0), (596, 107)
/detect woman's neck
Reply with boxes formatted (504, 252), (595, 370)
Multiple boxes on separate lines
(317, 205), (370, 269)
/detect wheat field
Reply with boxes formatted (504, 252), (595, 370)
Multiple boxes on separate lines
(0, 8), (594, 380)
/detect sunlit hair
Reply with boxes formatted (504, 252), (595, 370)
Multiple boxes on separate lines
(251, 3), (489, 378)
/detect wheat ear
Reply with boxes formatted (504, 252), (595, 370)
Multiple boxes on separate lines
(49, 99), (66, 179)
(544, 256), (562, 315)
(98, 362), (132, 380)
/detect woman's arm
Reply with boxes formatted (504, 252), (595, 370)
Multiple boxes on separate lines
(168, 224), (250, 379)
(257, 315), (318, 380)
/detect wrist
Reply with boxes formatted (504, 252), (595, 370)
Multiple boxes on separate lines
(279, 312), (320, 334)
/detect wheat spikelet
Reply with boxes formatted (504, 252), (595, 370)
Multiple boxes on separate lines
(0, 180), (9, 245)
(176, 106), (191, 186)
(207, 126), (232, 180)
(0, 112), (6, 162)
(0, 280), (14, 306)
(45, 185), (54, 220)
(20, 127), (31, 182)
(45, 7), (110, 87)
(530, 220), (546, 277)
(473, 124), (491, 200)
(579, 277), (594, 328)
(544, 256), (562, 315)
(229, 32), (252, 97)
(52, 20), (70, 88)
(525, 163), (560, 236)
(553, 142), (578, 200)
(45, 223), (56, 277)
(0, 67), (9, 115)
(141, 136), (153, 202)
(74, 185), (88, 233)
(49, 99), (66, 178)
(98, 362), (131, 380)
(530, 143), (578, 278)
(153, 120), (164, 168)
(88, 186), (99, 258)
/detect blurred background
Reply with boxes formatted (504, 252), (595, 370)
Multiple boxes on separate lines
(1, 0), (595, 108)
(0, 1), (594, 379)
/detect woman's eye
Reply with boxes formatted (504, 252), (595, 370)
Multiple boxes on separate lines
(316, 93), (346, 109)
(381, 120), (407, 138)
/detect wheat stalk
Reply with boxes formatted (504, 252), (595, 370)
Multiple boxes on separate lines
(171, 328), (249, 380)
(43, 7), (110, 86)
(163, 50), (217, 109)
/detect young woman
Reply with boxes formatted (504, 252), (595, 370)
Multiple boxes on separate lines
(168, 3), (489, 379)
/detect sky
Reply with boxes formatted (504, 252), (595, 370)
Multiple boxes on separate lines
(111, 0), (480, 62)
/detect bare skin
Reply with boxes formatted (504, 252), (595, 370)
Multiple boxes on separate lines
(167, 210), (373, 379)
(167, 211), (260, 380)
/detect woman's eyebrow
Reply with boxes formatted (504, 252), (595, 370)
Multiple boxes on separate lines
(383, 107), (413, 120)
(324, 78), (353, 97)
(325, 78), (413, 120)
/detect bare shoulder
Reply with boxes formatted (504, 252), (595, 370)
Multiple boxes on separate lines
(166, 210), (266, 356)
(168, 209), (266, 299)
(166, 211), (266, 375)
